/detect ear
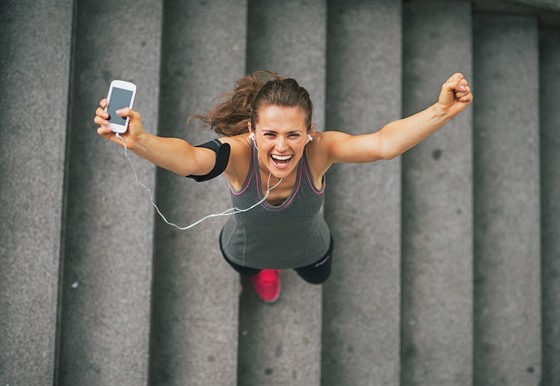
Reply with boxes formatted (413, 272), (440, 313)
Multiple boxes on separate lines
(306, 125), (318, 144)
(309, 124), (316, 134)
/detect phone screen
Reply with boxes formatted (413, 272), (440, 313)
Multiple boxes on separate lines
(107, 87), (133, 125)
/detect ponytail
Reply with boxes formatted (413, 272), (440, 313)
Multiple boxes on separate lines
(191, 70), (313, 137)
(190, 71), (284, 136)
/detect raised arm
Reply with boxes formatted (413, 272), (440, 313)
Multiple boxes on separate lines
(94, 99), (216, 176)
(323, 73), (473, 165)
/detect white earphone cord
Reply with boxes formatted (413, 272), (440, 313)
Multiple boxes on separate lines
(115, 133), (282, 231)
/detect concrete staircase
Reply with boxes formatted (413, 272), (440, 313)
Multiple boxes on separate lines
(1, 0), (558, 385)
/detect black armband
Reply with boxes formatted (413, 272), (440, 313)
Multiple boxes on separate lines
(186, 139), (231, 182)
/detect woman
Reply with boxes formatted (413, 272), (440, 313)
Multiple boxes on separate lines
(95, 71), (473, 303)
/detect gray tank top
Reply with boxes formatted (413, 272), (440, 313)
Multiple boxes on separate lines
(220, 139), (331, 269)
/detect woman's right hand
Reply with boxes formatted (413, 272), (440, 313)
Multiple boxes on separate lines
(94, 98), (145, 150)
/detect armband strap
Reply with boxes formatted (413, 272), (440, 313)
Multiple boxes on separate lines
(186, 139), (231, 182)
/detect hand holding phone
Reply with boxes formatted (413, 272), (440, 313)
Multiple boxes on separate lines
(105, 80), (137, 133)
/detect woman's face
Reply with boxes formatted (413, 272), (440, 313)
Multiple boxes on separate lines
(251, 104), (309, 179)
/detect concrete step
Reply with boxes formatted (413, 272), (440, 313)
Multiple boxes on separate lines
(539, 25), (560, 386)
(1, 1), (559, 386)
(56, 1), (163, 384)
(148, 1), (247, 385)
(401, 1), (474, 385)
(0, 0), (73, 384)
(473, 13), (542, 385)
(322, 1), (402, 384)
(238, 1), (326, 384)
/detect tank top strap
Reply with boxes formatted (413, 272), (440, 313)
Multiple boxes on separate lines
(225, 137), (256, 196)
(302, 149), (326, 195)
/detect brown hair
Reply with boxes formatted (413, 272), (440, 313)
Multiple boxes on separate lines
(191, 70), (313, 137)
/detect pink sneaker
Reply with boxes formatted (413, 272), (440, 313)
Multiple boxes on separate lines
(252, 269), (281, 303)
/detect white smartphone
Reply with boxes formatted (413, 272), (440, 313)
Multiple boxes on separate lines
(105, 80), (137, 133)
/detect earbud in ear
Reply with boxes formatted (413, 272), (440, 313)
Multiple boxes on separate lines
(306, 134), (313, 144)
(249, 131), (259, 150)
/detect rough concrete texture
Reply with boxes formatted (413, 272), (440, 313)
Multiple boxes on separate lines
(148, 1), (247, 385)
(236, 1), (326, 384)
(322, 1), (402, 385)
(401, 2), (473, 385)
(238, 273), (323, 385)
(0, 0), (72, 384)
(540, 26), (560, 386)
(473, 14), (542, 385)
(247, 0), (327, 131)
(2, 1), (559, 385)
(57, 1), (162, 385)
(506, 0), (560, 11)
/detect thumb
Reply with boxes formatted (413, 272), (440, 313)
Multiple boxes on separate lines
(117, 107), (140, 121)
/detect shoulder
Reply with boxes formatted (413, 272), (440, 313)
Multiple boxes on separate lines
(219, 134), (251, 156)
(305, 131), (351, 179)
(310, 130), (352, 147)
(307, 129), (383, 170)
(218, 134), (252, 187)
(307, 130), (353, 161)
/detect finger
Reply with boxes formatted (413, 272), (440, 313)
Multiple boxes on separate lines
(447, 72), (464, 83)
(457, 91), (473, 103)
(454, 87), (471, 99)
(459, 94), (473, 103)
(97, 126), (113, 136)
(452, 79), (468, 93)
(100, 98), (108, 108)
(445, 73), (462, 89)
(96, 106), (109, 119)
(447, 73), (468, 92)
(93, 116), (109, 127)
(94, 115), (109, 126)
(442, 74), (462, 96)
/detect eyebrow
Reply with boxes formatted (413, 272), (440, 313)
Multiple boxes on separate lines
(262, 129), (304, 135)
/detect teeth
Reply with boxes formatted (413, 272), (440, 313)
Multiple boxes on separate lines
(272, 155), (292, 161)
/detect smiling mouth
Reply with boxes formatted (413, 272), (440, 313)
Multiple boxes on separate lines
(271, 154), (293, 167)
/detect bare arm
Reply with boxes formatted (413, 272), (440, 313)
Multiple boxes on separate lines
(94, 99), (215, 176)
(324, 73), (473, 164)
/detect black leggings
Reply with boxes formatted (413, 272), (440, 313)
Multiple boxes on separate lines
(220, 236), (334, 285)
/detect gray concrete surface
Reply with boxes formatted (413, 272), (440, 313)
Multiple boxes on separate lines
(57, 1), (162, 384)
(540, 26), (560, 386)
(507, 0), (560, 11)
(401, 2), (474, 385)
(0, 0), (72, 384)
(237, 1), (326, 384)
(473, 14), (542, 386)
(247, 0), (327, 131)
(322, 1), (402, 385)
(148, 1), (247, 385)
(1, 1), (558, 385)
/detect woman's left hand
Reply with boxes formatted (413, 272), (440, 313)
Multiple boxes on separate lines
(438, 73), (473, 117)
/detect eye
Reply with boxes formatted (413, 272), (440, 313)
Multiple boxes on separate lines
(263, 132), (276, 137)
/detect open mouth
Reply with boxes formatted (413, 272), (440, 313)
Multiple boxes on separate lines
(270, 154), (293, 168)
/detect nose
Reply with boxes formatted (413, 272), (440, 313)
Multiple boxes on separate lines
(276, 136), (288, 152)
